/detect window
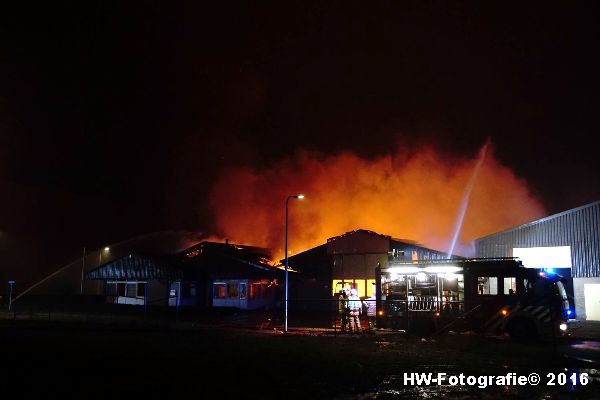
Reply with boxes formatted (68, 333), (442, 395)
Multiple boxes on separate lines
(524, 278), (532, 293)
(107, 281), (146, 298)
(213, 283), (227, 299)
(503, 277), (517, 295)
(392, 249), (405, 260)
(366, 279), (376, 297)
(250, 283), (262, 299)
(227, 283), (239, 299)
(532, 279), (549, 297)
(137, 283), (146, 297)
(332, 280), (349, 296)
(250, 280), (274, 300)
(354, 279), (366, 297)
(331, 279), (376, 297)
(331, 280), (357, 296)
(117, 283), (126, 297)
(556, 282), (568, 301)
(477, 277), (498, 295)
(125, 283), (137, 298)
(240, 283), (247, 300)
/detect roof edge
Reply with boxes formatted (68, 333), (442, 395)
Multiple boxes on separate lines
(475, 200), (600, 242)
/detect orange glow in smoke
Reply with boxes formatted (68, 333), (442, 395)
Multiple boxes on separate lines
(209, 144), (545, 261)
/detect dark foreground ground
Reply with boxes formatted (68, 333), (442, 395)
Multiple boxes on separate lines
(1, 321), (599, 399)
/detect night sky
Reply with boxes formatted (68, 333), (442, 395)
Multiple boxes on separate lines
(1, 2), (599, 290)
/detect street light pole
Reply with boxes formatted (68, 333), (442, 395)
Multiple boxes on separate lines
(8, 280), (15, 312)
(285, 194), (304, 333)
(80, 246), (86, 295)
(99, 246), (110, 266)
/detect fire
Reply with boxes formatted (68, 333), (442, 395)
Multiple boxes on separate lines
(208, 144), (545, 261)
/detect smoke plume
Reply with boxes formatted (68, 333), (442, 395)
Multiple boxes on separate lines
(209, 144), (545, 261)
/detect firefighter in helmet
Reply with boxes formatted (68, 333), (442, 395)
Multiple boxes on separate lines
(338, 288), (350, 333)
(348, 288), (363, 334)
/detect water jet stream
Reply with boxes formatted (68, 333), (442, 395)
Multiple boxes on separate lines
(447, 138), (490, 257)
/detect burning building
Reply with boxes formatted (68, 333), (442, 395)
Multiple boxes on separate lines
(209, 145), (547, 263)
(285, 229), (461, 310)
(84, 239), (284, 310)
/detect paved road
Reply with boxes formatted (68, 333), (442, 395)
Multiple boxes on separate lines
(562, 340), (600, 365)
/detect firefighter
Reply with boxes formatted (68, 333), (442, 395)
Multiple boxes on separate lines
(338, 288), (350, 333)
(348, 288), (363, 334)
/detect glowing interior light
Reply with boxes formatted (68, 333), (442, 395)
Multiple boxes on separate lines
(390, 273), (398, 281)
(501, 309), (508, 316)
(444, 273), (458, 280)
(424, 266), (462, 273)
(513, 246), (572, 269)
(385, 267), (422, 274)
(104, 247), (110, 251)
(378, 311), (384, 316)
(559, 323), (568, 331)
(416, 272), (427, 282)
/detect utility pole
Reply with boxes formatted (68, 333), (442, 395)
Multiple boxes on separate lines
(8, 280), (15, 311)
(80, 246), (86, 295)
(285, 194), (304, 333)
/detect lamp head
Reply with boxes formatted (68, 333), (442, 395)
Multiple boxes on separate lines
(296, 194), (305, 199)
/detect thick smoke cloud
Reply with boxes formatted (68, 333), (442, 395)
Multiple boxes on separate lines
(209, 145), (545, 261)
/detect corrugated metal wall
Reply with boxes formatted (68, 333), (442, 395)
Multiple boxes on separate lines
(475, 201), (600, 278)
(86, 255), (182, 280)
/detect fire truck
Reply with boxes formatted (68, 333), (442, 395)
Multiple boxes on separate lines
(375, 258), (571, 340)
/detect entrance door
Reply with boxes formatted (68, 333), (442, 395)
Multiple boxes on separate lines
(584, 284), (600, 321)
(239, 282), (247, 309)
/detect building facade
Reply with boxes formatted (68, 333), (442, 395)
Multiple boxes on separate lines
(287, 229), (459, 308)
(85, 241), (284, 310)
(475, 201), (600, 320)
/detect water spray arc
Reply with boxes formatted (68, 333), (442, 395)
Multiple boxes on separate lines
(447, 138), (491, 257)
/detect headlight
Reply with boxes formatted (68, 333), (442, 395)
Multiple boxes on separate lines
(559, 323), (568, 331)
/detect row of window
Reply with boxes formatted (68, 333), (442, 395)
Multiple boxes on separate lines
(332, 279), (376, 297)
(477, 277), (517, 295)
(389, 249), (447, 261)
(339, 276), (518, 298)
(213, 281), (274, 300)
(214, 283), (246, 299)
(106, 281), (146, 298)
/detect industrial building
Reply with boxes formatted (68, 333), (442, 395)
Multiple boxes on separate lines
(84, 239), (284, 310)
(475, 201), (600, 321)
(286, 229), (459, 308)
